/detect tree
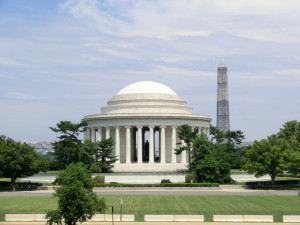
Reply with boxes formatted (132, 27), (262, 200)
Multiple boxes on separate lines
(46, 163), (106, 225)
(189, 134), (231, 183)
(286, 146), (300, 175)
(174, 124), (199, 160)
(50, 121), (87, 169)
(175, 124), (232, 183)
(277, 120), (300, 140)
(210, 125), (245, 169)
(39, 151), (60, 171)
(80, 139), (98, 172)
(243, 120), (300, 188)
(243, 135), (288, 188)
(0, 136), (47, 190)
(277, 120), (300, 175)
(95, 138), (117, 173)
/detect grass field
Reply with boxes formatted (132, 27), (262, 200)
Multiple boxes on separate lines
(0, 195), (299, 222)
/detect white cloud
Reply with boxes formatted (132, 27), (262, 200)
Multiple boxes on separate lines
(231, 72), (273, 80)
(214, 0), (300, 15)
(3, 92), (37, 101)
(60, 0), (300, 42)
(0, 57), (28, 67)
(0, 0), (299, 142)
(274, 69), (300, 77)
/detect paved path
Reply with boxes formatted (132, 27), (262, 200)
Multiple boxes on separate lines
(20, 172), (272, 184)
(1, 222), (300, 225)
(0, 186), (297, 196)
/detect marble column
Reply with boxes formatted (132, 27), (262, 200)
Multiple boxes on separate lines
(125, 126), (131, 163)
(97, 127), (102, 142)
(198, 126), (201, 135)
(149, 126), (154, 163)
(115, 126), (120, 163)
(86, 128), (91, 140)
(206, 127), (210, 137)
(181, 140), (187, 163)
(106, 127), (110, 139)
(160, 126), (166, 163)
(92, 128), (96, 142)
(171, 126), (177, 163)
(137, 126), (143, 163)
(83, 130), (87, 141)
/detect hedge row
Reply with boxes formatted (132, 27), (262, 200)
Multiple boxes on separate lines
(95, 183), (219, 187)
(0, 181), (42, 191)
(246, 179), (299, 187)
(277, 174), (300, 178)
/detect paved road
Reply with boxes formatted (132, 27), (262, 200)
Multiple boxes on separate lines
(0, 187), (298, 196)
(1, 222), (300, 225)
(93, 189), (297, 196)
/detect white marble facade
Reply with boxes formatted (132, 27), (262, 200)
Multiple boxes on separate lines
(83, 81), (211, 172)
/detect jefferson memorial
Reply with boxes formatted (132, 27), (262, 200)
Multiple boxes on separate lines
(83, 81), (211, 172)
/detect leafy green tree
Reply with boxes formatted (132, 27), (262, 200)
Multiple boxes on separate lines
(39, 151), (60, 171)
(50, 121), (87, 169)
(0, 136), (47, 190)
(277, 120), (300, 175)
(95, 138), (117, 173)
(80, 139), (98, 172)
(210, 126), (225, 144)
(229, 148), (244, 169)
(190, 134), (231, 183)
(210, 125), (244, 147)
(175, 125), (232, 183)
(175, 124), (199, 160)
(46, 163), (106, 225)
(277, 120), (300, 140)
(210, 125), (245, 169)
(286, 146), (300, 175)
(243, 135), (288, 188)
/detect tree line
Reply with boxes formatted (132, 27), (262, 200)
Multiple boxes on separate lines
(176, 120), (300, 187)
(243, 120), (300, 187)
(175, 124), (244, 184)
(49, 120), (117, 172)
(1, 120), (299, 225)
(1, 120), (299, 191)
(0, 120), (117, 191)
(0, 135), (47, 190)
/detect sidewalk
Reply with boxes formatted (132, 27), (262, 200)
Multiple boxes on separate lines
(1, 222), (300, 225)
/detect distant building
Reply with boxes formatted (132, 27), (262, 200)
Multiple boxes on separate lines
(217, 59), (230, 132)
(237, 141), (253, 148)
(27, 141), (54, 154)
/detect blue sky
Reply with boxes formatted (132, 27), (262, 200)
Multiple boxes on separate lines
(0, 0), (299, 142)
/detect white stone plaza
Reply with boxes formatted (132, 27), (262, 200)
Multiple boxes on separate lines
(83, 81), (211, 172)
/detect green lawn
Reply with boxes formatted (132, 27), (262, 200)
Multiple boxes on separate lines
(0, 195), (299, 222)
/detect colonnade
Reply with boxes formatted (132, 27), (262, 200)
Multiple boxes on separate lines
(84, 125), (210, 165)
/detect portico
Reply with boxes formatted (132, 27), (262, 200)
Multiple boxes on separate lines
(83, 81), (211, 172)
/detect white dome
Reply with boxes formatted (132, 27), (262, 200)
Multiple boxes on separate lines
(101, 81), (193, 115)
(117, 81), (177, 95)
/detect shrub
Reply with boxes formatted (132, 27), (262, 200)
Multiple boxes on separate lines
(185, 173), (196, 183)
(0, 181), (42, 191)
(161, 183), (218, 187)
(95, 183), (219, 187)
(161, 179), (172, 184)
(246, 179), (299, 188)
(93, 175), (105, 186)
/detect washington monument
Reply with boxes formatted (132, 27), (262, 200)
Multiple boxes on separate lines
(217, 59), (230, 132)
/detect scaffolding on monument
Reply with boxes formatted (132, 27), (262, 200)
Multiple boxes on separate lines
(217, 59), (230, 132)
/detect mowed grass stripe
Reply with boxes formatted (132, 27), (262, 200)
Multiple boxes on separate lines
(0, 196), (299, 222)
